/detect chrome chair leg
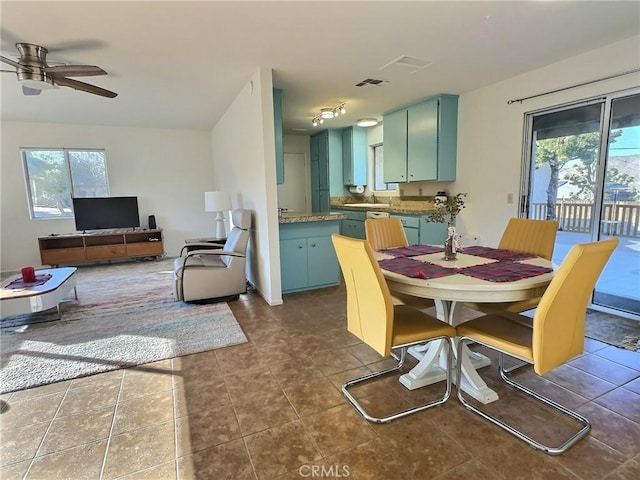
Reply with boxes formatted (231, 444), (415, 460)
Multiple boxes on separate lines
(455, 338), (590, 455)
(342, 337), (453, 424)
(501, 357), (529, 374)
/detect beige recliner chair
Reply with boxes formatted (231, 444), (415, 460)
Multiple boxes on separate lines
(173, 209), (251, 302)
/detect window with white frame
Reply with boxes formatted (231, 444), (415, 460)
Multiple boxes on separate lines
(22, 148), (109, 219)
(372, 144), (397, 191)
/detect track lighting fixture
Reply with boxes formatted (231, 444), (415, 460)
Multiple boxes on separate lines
(312, 102), (347, 126)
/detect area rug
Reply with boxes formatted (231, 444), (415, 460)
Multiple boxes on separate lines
(585, 310), (640, 351)
(0, 258), (248, 393)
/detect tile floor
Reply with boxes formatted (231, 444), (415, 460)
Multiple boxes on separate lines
(1, 286), (639, 479)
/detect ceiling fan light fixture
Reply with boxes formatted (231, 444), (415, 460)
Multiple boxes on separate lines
(2, 41), (118, 98)
(17, 71), (56, 89)
(357, 118), (378, 127)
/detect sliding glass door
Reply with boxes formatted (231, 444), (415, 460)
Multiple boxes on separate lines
(523, 90), (640, 318)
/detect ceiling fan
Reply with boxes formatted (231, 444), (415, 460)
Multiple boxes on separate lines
(0, 42), (117, 98)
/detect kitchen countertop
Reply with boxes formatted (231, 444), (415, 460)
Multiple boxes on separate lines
(278, 212), (346, 224)
(330, 204), (436, 215)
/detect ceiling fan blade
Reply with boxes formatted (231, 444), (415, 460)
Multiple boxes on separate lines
(44, 65), (107, 77)
(46, 39), (106, 53)
(54, 76), (117, 98)
(22, 85), (42, 95)
(0, 55), (32, 71)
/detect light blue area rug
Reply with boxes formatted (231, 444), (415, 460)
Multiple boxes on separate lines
(0, 259), (247, 393)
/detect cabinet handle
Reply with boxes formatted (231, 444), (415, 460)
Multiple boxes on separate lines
(311, 243), (317, 248)
(297, 244), (304, 249)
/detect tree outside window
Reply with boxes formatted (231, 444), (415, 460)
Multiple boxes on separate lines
(534, 129), (638, 220)
(22, 148), (109, 218)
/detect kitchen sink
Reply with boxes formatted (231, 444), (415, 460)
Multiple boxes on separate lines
(343, 203), (391, 208)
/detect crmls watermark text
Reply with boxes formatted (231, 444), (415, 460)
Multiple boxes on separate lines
(298, 464), (350, 477)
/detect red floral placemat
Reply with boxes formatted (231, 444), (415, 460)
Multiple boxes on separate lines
(5, 273), (52, 289)
(459, 262), (552, 282)
(378, 257), (459, 280)
(379, 244), (445, 257)
(460, 245), (536, 261)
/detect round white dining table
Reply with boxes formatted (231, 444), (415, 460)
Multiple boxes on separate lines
(376, 246), (555, 405)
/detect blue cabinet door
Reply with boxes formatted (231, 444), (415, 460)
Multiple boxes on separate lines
(436, 94), (458, 181)
(407, 98), (438, 181)
(319, 190), (330, 212)
(383, 109), (408, 183)
(342, 126), (367, 186)
(273, 88), (284, 184)
(280, 238), (308, 292)
(420, 219), (448, 245)
(311, 159), (320, 212)
(341, 219), (365, 239)
(405, 227), (420, 245)
(307, 236), (339, 287)
(317, 132), (329, 190)
(391, 214), (421, 244)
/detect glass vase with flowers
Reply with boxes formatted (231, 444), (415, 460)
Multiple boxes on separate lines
(427, 193), (467, 260)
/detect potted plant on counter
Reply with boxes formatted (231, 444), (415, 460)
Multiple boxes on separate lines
(427, 193), (467, 260)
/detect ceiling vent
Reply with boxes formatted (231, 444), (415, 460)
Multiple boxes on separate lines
(379, 55), (433, 74)
(355, 78), (385, 87)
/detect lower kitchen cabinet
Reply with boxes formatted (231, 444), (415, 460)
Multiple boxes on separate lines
(332, 209), (366, 239)
(390, 214), (420, 245)
(341, 219), (365, 239)
(279, 220), (341, 293)
(419, 218), (448, 245)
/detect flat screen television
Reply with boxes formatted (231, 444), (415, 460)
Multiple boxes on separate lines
(72, 196), (140, 232)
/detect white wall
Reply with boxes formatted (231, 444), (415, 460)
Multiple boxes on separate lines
(456, 35), (640, 247)
(282, 134), (311, 211)
(0, 122), (212, 272)
(211, 68), (282, 305)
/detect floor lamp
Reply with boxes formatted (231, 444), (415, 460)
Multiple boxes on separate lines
(204, 191), (232, 239)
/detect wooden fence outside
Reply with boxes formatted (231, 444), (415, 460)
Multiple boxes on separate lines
(531, 201), (640, 238)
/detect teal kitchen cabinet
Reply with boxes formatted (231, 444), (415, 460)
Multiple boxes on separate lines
(311, 130), (343, 212)
(383, 94), (458, 183)
(342, 126), (367, 186)
(273, 88), (284, 184)
(332, 209), (366, 239)
(390, 213), (420, 245)
(279, 221), (341, 293)
(342, 219), (366, 239)
(419, 218), (448, 245)
(382, 108), (408, 183)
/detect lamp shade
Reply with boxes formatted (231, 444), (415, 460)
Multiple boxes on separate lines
(204, 191), (231, 212)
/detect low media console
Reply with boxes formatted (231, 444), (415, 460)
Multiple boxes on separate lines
(38, 229), (164, 267)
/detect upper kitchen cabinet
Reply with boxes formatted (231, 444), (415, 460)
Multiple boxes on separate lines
(342, 126), (367, 186)
(273, 88), (284, 184)
(310, 130), (342, 212)
(383, 94), (458, 183)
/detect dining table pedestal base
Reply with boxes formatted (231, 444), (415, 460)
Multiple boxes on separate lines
(401, 339), (499, 404)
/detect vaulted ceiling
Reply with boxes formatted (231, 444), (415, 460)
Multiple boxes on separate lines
(1, 1), (638, 134)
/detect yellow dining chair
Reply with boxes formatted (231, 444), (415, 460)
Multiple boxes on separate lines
(464, 217), (559, 314)
(365, 218), (435, 311)
(455, 237), (619, 455)
(331, 233), (456, 423)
